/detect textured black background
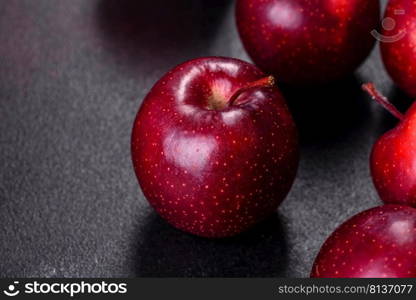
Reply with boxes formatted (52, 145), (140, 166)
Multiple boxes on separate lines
(0, 0), (412, 277)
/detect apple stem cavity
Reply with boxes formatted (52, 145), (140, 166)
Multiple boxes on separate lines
(362, 83), (404, 121)
(229, 76), (275, 105)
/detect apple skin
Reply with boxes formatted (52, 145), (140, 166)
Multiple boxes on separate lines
(311, 205), (416, 278)
(371, 103), (416, 207)
(131, 57), (299, 238)
(381, 0), (416, 97)
(236, 0), (380, 85)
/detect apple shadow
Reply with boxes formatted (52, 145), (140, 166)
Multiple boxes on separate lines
(95, 0), (231, 72)
(135, 212), (288, 277)
(280, 76), (370, 147)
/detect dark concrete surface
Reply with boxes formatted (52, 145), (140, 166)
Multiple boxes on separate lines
(0, 0), (411, 277)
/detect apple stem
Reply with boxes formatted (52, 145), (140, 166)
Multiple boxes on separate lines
(362, 83), (404, 121)
(229, 76), (275, 105)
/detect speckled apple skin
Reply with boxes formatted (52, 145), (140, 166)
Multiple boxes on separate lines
(381, 0), (416, 97)
(311, 205), (416, 278)
(131, 57), (299, 238)
(371, 103), (416, 207)
(236, 0), (380, 84)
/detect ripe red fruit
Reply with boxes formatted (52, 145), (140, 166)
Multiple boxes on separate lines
(131, 57), (299, 238)
(311, 205), (416, 278)
(381, 0), (416, 97)
(236, 0), (380, 84)
(363, 83), (416, 207)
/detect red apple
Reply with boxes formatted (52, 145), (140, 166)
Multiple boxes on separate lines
(131, 57), (299, 238)
(363, 83), (416, 207)
(236, 0), (380, 84)
(381, 0), (416, 97)
(311, 205), (416, 278)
